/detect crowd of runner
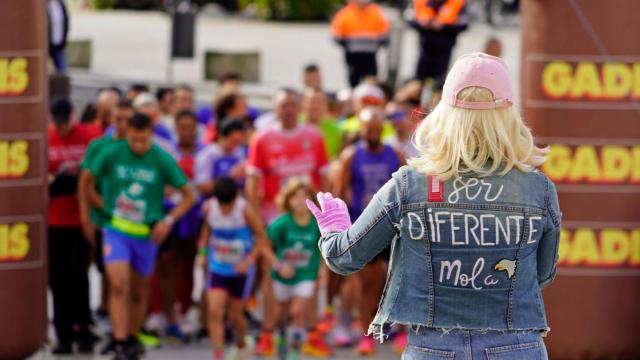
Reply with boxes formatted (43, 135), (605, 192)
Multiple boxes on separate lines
(47, 64), (435, 360)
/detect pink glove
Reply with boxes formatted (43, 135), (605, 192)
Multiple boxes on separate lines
(306, 192), (352, 236)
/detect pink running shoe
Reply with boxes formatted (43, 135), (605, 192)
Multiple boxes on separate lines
(393, 331), (408, 354)
(355, 336), (376, 356)
(332, 324), (354, 347)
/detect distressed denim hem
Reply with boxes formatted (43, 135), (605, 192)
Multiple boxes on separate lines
(366, 321), (550, 343)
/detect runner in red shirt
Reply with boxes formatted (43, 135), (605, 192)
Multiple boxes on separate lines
(246, 89), (330, 224)
(48, 98), (99, 355)
(245, 89), (330, 356)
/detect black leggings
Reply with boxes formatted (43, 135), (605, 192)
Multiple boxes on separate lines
(49, 227), (92, 343)
(345, 51), (378, 88)
(415, 29), (458, 86)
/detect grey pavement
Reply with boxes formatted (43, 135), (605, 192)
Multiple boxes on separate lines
(30, 344), (400, 360)
(30, 328), (401, 360)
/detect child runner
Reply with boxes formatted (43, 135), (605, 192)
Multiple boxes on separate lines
(268, 179), (333, 358)
(197, 177), (286, 360)
(85, 113), (195, 360)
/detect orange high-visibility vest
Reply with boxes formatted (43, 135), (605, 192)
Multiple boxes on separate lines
(331, 3), (389, 52)
(414, 0), (464, 25)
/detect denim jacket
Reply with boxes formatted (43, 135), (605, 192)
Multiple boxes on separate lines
(319, 165), (561, 340)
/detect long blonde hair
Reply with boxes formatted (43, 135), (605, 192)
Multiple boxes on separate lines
(408, 87), (548, 180)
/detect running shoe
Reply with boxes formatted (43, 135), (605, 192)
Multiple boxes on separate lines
(213, 349), (225, 360)
(331, 324), (354, 347)
(225, 346), (250, 360)
(392, 330), (408, 354)
(315, 307), (334, 334)
(254, 331), (275, 357)
(355, 336), (376, 356)
(302, 331), (333, 357)
(75, 328), (98, 354)
(243, 335), (256, 353)
(276, 330), (288, 360)
(197, 327), (209, 340)
(287, 350), (300, 360)
(112, 342), (128, 360)
(96, 310), (113, 334)
(145, 313), (166, 333)
(127, 340), (141, 360)
(101, 335), (116, 355)
(137, 330), (161, 349)
(286, 332), (300, 360)
(165, 323), (187, 342)
(129, 335), (145, 358)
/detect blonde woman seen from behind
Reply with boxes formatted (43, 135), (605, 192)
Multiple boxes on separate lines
(307, 53), (561, 359)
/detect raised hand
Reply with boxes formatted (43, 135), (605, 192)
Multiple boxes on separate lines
(306, 192), (352, 236)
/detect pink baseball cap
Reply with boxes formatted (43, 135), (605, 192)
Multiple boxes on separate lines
(442, 52), (514, 110)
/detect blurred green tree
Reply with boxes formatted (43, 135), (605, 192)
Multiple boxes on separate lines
(90, 0), (116, 9)
(237, 0), (342, 21)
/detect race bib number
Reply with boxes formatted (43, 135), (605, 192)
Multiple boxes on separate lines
(210, 238), (245, 265)
(113, 184), (147, 223)
(282, 243), (312, 268)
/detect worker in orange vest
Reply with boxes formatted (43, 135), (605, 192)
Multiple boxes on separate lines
(411, 0), (468, 87)
(331, 0), (390, 87)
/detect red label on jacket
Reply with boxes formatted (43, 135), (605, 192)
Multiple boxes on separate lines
(428, 176), (444, 202)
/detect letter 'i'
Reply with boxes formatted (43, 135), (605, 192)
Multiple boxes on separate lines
(428, 176), (444, 202)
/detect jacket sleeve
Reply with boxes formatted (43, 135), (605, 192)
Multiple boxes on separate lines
(319, 167), (404, 275)
(537, 178), (561, 288)
(377, 6), (390, 47)
(330, 10), (347, 46)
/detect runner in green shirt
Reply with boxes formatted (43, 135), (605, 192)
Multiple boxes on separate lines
(88, 137), (188, 237)
(78, 101), (133, 348)
(84, 112), (195, 359)
(267, 178), (331, 356)
(79, 101), (132, 242)
(300, 88), (343, 160)
(268, 213), (321, 285)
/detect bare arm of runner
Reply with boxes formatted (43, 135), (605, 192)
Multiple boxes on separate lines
(83, 171), (104, 210)
(78, 169), (96, 246)
(245, 174), (262, 211)
(196, 182), (214, 196)
(333, 145), (355, 199)
(196, 204), (211, 269)
(151, 184), (195, 244)
(244, 204), (294, 279)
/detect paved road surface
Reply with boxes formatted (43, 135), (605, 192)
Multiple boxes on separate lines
(29, 335), (401, 359)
